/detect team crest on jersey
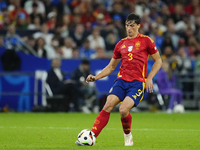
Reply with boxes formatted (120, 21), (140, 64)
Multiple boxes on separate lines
(135, 41), (141, 50)
(128, 46), (133, 52)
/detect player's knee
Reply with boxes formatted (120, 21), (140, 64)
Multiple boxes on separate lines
(103, 102), (114, 112)
(119, 106), (129, 117)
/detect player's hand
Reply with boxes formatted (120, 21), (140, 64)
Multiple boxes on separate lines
(145, 78), (154, 93)
(86, 74), (96, 83)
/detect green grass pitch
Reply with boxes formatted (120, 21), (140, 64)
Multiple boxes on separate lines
(0, 112), (200, 150)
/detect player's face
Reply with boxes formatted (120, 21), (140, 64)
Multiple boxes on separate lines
(125, 20), (140, 37)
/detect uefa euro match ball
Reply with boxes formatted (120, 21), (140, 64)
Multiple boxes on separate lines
(173, 104), (185, 113)
(77, 129), (96, 146)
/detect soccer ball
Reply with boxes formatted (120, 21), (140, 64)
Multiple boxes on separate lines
(77, 129), (96, 146)
(173, 104), (185, 113)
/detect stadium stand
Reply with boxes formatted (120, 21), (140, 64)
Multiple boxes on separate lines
(0, 0), (200, 112)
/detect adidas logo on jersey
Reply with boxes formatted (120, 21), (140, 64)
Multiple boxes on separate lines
(121, 45), (126, 48)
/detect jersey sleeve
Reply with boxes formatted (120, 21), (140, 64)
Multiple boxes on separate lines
(112, 41), (122, 59)
(146, 37), (158, 55)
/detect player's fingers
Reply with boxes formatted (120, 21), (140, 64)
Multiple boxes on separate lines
(86, 76), (91, 83)
(146, 85), (149, 93)
(146, 85), (153, 93)
(149, 85), (154, 93)
(91, 76), (95, 81)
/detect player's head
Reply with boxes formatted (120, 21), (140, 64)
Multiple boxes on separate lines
(125, 13), (141, 37)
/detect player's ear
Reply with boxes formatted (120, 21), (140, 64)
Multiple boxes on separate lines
(137, 24), (141, 29)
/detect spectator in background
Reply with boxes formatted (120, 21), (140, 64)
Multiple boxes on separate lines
(194, 51), (200, 101)
(92, 13), (108, 30)
(0, 12), (10, 29)
(112, 14), (126, 38)
(175, 46), (193, 99)
(187, 36), (200, 58)
(0, 0), (7, 11)
(69, 6), (82, 30)
(165, 22), (180, 51)
(161, 36), (174, 55)
(24, 0), (45, 17)
(80, 5), (96, 30)
(160, 4), (171, 24)
(72, 47), (80, 59)
(171, 3), (184, 24)
(157, 60), (183, 113)
(46, 12), (57, 30)
(87, 27), (105, 50)
(195, 28), (200, 44)
(27, 35), (36, 49)
(93, 2), (111, 26)
(4, 24), (22, 51)
(56, 0), (71, 15)
(15, 12), (28, 29)
(109, 2), (125, 24)
(43, 0), (55, 17)
(105, 31), (119, 52)
(9, 0), (30, 24)
(54, 46), (65, 59)
(33, 23), (54, 45)
(46, 58), (83, 112)
(69, 24), (88, 47)
(59, 14), (70, 38)
(184, 0), (200, 15)
(44, 36), (59, 59)
(140, 13), (152, 35)
(71, 59), (99, 113)
(151, 15), (167, 35)
(148, 3), (158, 22)
(175, 13), (196, 33)
(0, 35), (6, 52)
(92, 47), (112, 59)
(61, 37), (75, 59)
(134, 0), (150, 18)
(183, 27), (195, 46)
(162, 46), (175, 60)
(27, 15), (41, 30)
(29, 2), (44, 25)
(33, 37), (47, 58)
(190, 7), (200, 31)
(149, 25), (164, 50)
(79, 39), (96, 59)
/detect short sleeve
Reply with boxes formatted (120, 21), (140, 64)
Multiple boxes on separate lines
(112, 41), (122, 59)
(146, 37), (158, 55)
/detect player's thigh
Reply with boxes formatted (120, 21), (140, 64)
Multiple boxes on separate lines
(103, 94), (121, 112)
(119, 96), (135, 117)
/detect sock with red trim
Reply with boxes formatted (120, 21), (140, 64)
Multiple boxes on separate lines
(91, 110), (110, 137)
(121, 113), (132, 134)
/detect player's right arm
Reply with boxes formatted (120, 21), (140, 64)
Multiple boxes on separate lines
(86, 58), (121, 83)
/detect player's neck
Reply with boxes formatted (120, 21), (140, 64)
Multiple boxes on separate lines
(127, 32), (139, 39)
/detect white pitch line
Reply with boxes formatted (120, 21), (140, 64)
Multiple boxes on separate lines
(0, 126), (200, 132)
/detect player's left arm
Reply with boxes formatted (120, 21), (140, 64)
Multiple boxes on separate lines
(146, 52), (162, 93)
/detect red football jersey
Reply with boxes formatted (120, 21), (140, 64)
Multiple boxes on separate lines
(113, 33), (158, 82)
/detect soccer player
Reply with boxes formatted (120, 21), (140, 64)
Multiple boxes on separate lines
(76, 13), (162, 146)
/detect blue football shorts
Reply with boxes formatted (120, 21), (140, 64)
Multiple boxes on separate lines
(108, 79), (145, 106)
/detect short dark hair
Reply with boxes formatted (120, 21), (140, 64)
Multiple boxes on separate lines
(126, 13), (141, 25)
(32, 2), (38, 7)
(81, 59), (90, 65)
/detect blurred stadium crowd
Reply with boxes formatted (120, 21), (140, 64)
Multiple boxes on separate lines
(0, 0), (200, 98)
(0, 0), (199, 61)
(0, 0), (200, 112)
